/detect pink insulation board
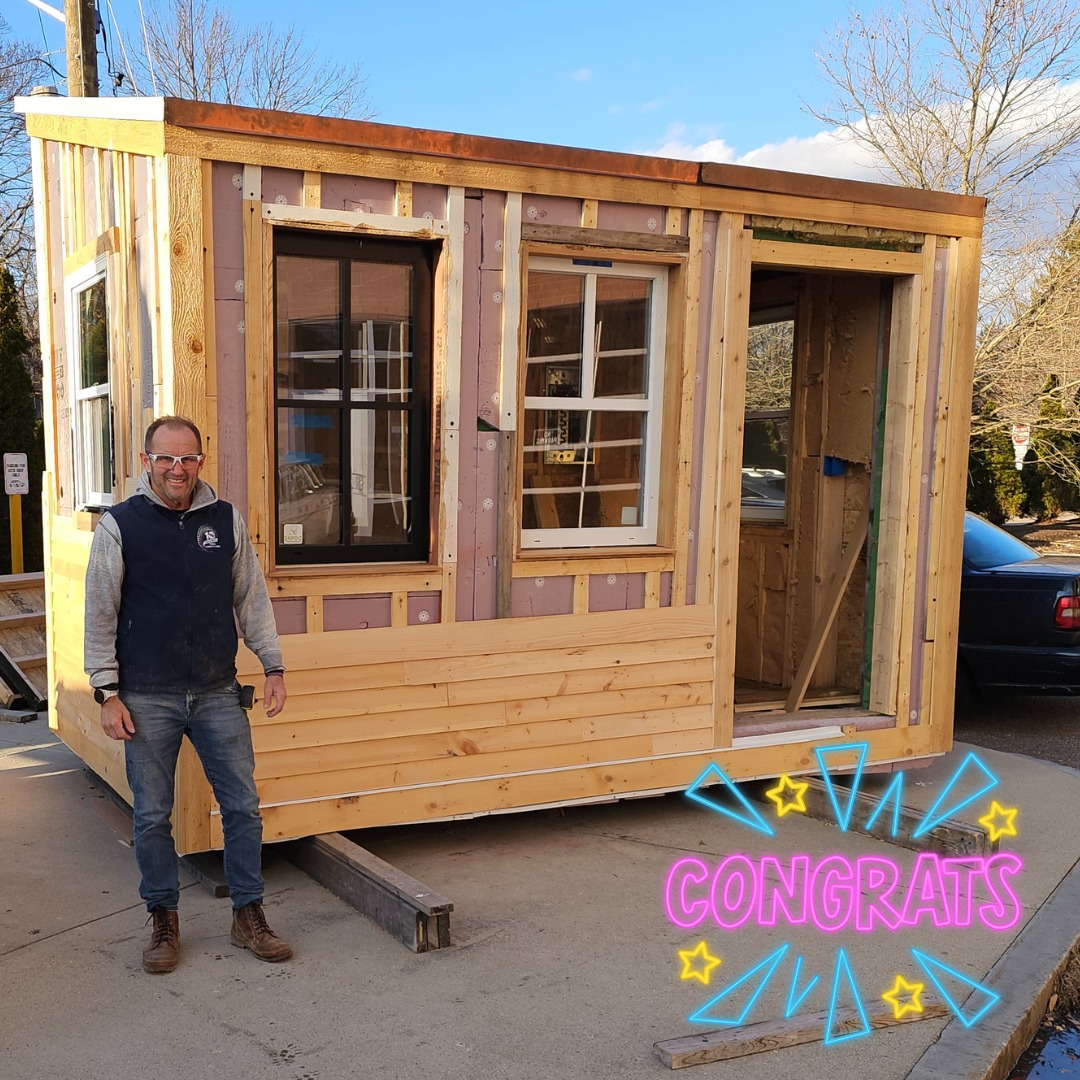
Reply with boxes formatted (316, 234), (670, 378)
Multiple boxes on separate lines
(588, 573), (646, 613)
(323, 595), (392, 631)
(596, 201), (667, 234)
(260, 168), (303, 206)
(520, 195), (581, 227)
(511, 575), (574, 618)
(319, 174), (395, 214)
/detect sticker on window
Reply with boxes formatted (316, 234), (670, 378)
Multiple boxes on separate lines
(282, 524), (304, 545)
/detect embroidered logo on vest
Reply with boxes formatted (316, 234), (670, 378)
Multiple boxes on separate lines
(197, 523), (222, 550)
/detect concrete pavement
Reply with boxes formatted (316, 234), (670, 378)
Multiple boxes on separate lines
(2, 715), (1078, 1080)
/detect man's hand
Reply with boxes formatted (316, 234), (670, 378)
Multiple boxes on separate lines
(263, 673), (287, 718)
(100, 696), (135, 741)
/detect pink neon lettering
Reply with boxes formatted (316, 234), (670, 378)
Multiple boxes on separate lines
(979, 853), (1024, 931)
(941, 858), (984, 927)
(856, 856), (902, 931)
(711, 855), (756, 929)
(757, 854), (809, 927)
(901, 853), (953, 928)
(664, 857), (709, 929)
(662, 852), (1022, 933)
(809, 856), (856, 932)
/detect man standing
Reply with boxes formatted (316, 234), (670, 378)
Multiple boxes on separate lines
(85, 416), (292, 973)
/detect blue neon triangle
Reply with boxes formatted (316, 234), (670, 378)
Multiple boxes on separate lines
(910, 948), (1000, 1028)
(784, 954), (820, 1018)
(912, 752), (999, 840)
(688, 944), (789, 1027)
(865, 770), (905, 837)
(824, 948), (871, 1044)
(685, 762), (775, 837)
(813, 742), (869, 831)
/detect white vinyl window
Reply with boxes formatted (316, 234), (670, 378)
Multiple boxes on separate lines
(66, 256), (113, 509)
(521, 256), (668, 548)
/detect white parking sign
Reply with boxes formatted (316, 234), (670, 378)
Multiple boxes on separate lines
(3, 452), (29, 495)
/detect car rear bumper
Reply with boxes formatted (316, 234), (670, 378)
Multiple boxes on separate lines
(959, 643), (1080, 695)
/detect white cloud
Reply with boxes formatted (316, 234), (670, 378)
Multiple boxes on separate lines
(646, 123), (881, 181)
(568, 68), (593, 83)
(737, 129), (881, 181)
(647, 122), (737, 163)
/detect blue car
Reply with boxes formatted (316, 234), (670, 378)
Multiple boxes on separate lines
(957, 512), (1080, 708)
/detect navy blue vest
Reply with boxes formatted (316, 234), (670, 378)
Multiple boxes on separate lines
(111, 494), (238, 693)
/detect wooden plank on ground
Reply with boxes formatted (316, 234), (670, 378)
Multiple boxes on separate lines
(751, 776), (996, 857)
(282, 832), (452, 952)
(654, 994), (947, 1068)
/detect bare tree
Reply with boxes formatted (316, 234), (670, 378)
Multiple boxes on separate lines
(130, 0), (373, 118)
(0, 16), (49, 364)
(813, 0), (1080, 478)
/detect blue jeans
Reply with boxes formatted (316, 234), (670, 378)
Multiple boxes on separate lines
(123, 684), (264, 912)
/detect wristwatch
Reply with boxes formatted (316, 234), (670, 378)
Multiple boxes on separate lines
(93, 684), (119, 704)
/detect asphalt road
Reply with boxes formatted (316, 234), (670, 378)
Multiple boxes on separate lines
(955, 692), (1080, 771)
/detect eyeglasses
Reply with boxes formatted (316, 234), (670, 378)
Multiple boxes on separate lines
(146, 453), (204, 470)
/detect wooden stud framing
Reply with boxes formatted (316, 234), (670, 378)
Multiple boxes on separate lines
(573, 575), (590, 615)
(751, 238), (924, 275)
(699, 213), (752, 748)
(394, 180), (412, 218)
(785, 500), (871, 712)
(200, 159), (219, 489)
(670, 210), (704, 604)
(499, 192), (523, 430)
(438, 187), (466, 569)
(262, 201), (448, 238)
(303, 171), (321, 209)
(520, 223), (688, 253)
(162, 125), (982, 240)
(242, 164), (269, 564)
(926, 235), (982, 753)
(165, 156), (208, 438)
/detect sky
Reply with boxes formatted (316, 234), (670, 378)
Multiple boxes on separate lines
(6, 0), (878, 180)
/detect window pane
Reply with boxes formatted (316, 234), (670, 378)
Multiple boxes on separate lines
(276, 255), (342, 401)
(349, 409), (411, 545)
(81, 395), (112, 495)
(350, 262), (413, 404)
(277, 407), (343, 547)
(522, 409), (645, 530)
(78, 278), (108, 389)
(594, 276), (649, 398)
(525, 271), (584, 397)
(742, 319), (793, 516)
(584, 411), (644, 527)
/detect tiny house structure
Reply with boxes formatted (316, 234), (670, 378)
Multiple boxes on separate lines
(16, 95), (984, 854)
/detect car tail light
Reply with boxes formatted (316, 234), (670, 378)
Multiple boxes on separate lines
(1055, 595), (1080, 630)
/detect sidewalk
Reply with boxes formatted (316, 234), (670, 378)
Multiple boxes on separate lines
(2, 715), (1077, 1080)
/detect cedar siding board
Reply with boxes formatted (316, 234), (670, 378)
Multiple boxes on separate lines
(16, 96), (984, 853)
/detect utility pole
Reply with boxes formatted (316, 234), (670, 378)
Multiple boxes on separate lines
(65, 0), (99, 97)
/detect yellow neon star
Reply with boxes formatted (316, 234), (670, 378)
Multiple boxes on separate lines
(978, 800), (1018, 842)
(678, 941), (722, 985)
(882, 975), (924, 1019)
(765, 774), (810, 818)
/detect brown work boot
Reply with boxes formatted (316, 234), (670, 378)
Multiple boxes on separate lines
(142, 907), (180, 973)
(230, 902), (293, 962)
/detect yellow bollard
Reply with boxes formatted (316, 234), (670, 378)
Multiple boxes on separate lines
(8, 493), (22, 574)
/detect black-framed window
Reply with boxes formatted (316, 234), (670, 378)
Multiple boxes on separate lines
(273, 230), (433, 564)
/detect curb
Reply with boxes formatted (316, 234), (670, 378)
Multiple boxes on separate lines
(905, 854), (1080, 1080)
